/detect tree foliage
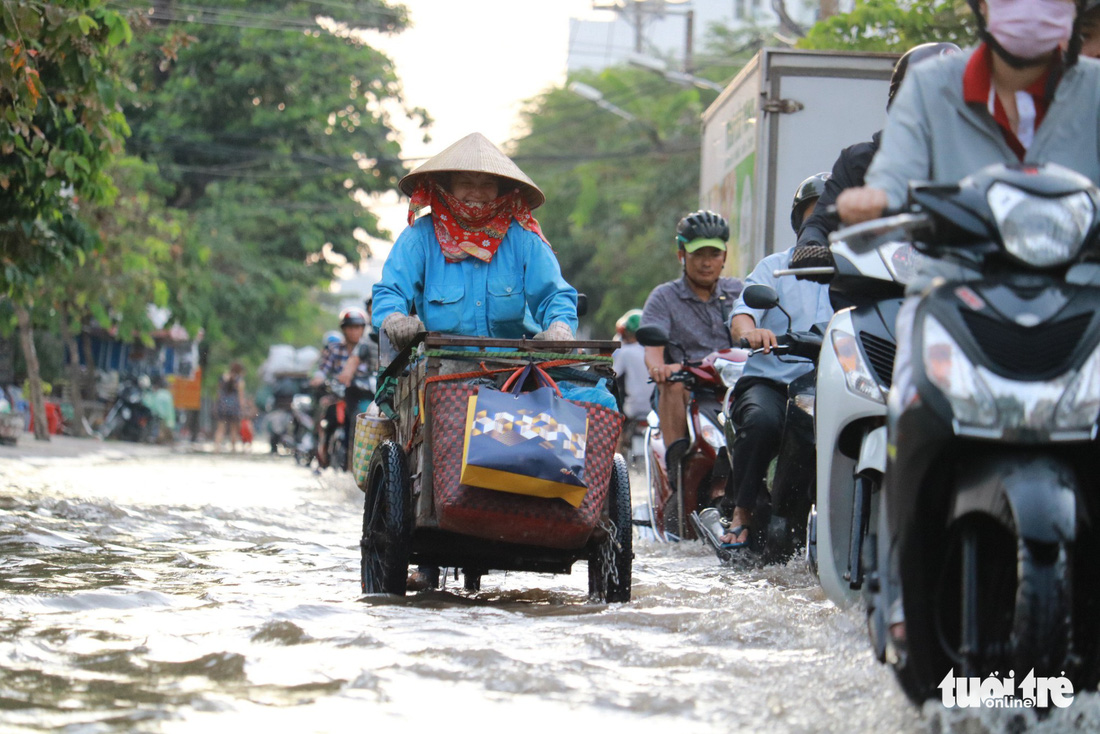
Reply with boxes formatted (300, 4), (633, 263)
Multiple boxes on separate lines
(1, 0), (132, 295)
(45, 156), (183, 343)
(113, 0), (418, 366)
(800, 0), (975, 52)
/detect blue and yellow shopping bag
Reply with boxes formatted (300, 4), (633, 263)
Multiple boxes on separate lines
(460, 364), (590, 507)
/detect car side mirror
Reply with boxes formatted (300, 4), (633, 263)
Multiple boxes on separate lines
(742, 283), (780, 311)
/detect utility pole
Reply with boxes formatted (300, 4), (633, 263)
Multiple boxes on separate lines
(592, 1), (698, 70)
(684, 9), (694, 72)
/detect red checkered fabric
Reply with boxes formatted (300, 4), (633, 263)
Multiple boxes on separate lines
(427, 382), (623, 550)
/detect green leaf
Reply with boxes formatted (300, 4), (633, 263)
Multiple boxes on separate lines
(153, 280), (169, 307)
(76, 14), (99, 35)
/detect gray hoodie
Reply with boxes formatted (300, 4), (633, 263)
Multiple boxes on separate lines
(866, 49), (1100, 207)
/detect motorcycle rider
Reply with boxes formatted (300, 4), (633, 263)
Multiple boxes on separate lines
(837, 0), (1096, 225)
(640, 211), (743, 479)
(718, 175), (835, 548)
(790, 43), (960, 278)
(833, 0), (1099, 643)
(311, 307), (372, 469)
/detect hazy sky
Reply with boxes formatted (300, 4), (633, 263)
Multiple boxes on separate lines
(340, 0), (613, 294)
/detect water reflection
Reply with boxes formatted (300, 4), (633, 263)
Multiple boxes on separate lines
(0, 453), (1095, 732)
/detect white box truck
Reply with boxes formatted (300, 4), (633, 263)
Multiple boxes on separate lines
(701, 48), (898, 276)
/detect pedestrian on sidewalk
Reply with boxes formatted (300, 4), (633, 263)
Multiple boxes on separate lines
(213, 362), (246, 453)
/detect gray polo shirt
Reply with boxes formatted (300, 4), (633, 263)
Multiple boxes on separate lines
(641, 275), (744, 363)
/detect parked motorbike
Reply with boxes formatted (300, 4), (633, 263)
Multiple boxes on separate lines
(634, 325), (749, 542)
(843, 163), (1100, 703)
(98, 375), (155, 443)
(791, 234), (922, 605)
(728, 284), (825, 561)
(268, 391), (317, 466)
(320, 376), (375, 472)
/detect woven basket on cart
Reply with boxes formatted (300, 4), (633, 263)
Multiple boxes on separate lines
(353, 412), (395, 490)
(426, 381), (623, 550)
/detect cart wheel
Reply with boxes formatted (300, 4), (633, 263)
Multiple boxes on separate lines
(589, 454), (633, 603)
(463, 570), (483, 592)
(360, 440), (412, 595)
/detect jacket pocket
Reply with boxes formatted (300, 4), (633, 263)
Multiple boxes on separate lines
(487, 275), (526, 330)
(425, 283), (464, 333)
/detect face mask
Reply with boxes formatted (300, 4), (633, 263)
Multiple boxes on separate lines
(986, 0), (1075, 60)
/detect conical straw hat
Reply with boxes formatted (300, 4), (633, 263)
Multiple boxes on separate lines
(399, 132), (545, 209)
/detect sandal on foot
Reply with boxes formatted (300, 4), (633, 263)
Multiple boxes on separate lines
(719, 525), (749, 549)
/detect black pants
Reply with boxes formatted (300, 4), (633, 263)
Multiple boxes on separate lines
(725, 377), (788, 514)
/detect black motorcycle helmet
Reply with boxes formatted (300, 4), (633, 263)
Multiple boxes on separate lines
(965, 0), (1084, 69)
(791, 172), (831, 234)
(676, 210), (729, 249)
(339, 307), (367, 328)
(888, 42), (961, 108)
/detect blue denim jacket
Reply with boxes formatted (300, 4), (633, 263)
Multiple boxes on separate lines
(372, 217), (578, 338)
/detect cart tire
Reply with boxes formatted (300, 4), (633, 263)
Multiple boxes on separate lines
(589, 454), (633, 603)
(360, 440), (411, 595)
(463, 570), (482, 592)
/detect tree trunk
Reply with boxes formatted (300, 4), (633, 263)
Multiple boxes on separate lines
(15, 303), (49, 441)
(58, 304), (90, 437)
(819, 0), (839, 20)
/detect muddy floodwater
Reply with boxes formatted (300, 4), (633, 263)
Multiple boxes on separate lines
(2, 448), (1099, 733)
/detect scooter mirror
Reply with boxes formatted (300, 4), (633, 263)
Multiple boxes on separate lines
(576, 293), (588, 317)
(742, 284), (780, 310)
(635, 325), (669, 347)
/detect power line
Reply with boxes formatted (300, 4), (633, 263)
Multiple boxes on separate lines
(107, 0), (404, 33)
(143, 144), (696, 181)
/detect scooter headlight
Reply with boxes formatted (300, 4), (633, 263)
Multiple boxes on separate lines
(922, 316), (997, 427)
(292, 395), (312, 411)
(831, 328), (885, 405)
(1055, 340), (1100, 431)
(698, 415), (726, 451)
(988, 183), (1093, 268)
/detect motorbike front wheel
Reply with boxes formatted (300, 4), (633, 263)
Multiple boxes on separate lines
(328, 431), (348, 473)
(895, 515), (1073, 702)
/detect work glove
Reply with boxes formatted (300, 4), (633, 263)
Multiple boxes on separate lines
(789, 244), (836, 284)
(533, 321), (574, 341)
(382, 313), (424, 351)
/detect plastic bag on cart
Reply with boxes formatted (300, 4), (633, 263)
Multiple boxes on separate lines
(557, 378), (617, 411)
(460, 364), (590, 507)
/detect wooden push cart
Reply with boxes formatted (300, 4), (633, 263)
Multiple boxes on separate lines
(358, 334), (632, 602)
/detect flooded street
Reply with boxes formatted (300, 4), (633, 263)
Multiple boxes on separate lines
(2, 446), (1098, 733)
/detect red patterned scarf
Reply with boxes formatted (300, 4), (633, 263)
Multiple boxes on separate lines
(408, 179), (550, 263)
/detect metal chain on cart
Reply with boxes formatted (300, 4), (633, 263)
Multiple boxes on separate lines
(596, 517), (621, 589)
